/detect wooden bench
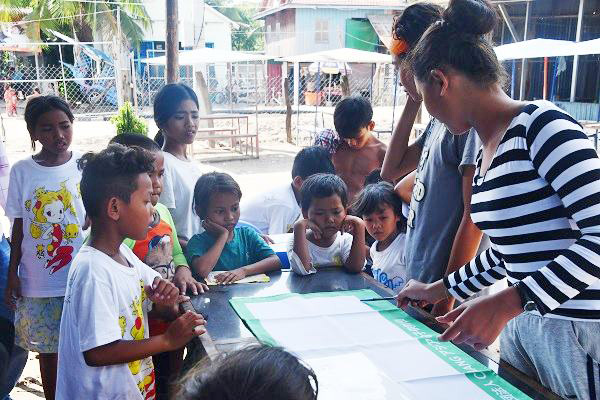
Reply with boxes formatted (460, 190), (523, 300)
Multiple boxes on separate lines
(190, 114), (259, 158)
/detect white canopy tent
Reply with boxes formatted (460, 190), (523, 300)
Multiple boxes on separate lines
(493, 37), (600, 103)
(494, 37), (600, 60)
(279, 47), (392, 64)
(140, 47), (269, 65)
(494, 38), (578, 61)
(574, 38), (600, 56)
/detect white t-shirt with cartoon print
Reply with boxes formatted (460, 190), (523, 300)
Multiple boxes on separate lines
(56, 244), (160, 400)
(5, 153), (85, 297)
(370, 233), (407, 294)
(288, 232), (354, 275)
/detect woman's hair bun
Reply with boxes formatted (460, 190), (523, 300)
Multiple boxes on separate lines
(443, 0), (497, 36)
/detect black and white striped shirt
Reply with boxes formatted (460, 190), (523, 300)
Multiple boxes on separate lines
(443, 101), (600, 320)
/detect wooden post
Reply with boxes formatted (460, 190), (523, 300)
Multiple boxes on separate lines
(166, 0), (179, 84)
(341, 75), (349, 97)
(284, 77), (293, 144)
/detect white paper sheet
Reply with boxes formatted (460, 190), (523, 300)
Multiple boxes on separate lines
(304, 352), (413, 400)
(238, 294), (529, 400)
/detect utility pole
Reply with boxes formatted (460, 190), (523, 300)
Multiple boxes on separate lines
(570, 0), (585, 102)
(166, 0), (179, 83)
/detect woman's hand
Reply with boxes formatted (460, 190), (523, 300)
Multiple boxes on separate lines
(436, 286), (523, 350)
(431, 297), (456, 317)
(396, 279), (448, 310)
(173, 266), (209, 296)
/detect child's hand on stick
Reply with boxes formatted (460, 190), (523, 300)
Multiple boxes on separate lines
(145, 277), (180, 306)
(161, 310), (206, 351)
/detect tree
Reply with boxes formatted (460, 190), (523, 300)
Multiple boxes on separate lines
(0, 0), (150, 48)
(205, 0), (264, 51)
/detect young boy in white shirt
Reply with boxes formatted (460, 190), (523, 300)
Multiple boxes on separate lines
(288, 173), (366, 275)
(240, 146), (335, 236)
(56, 144), (205, 400)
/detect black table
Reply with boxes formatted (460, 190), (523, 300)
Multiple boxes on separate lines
(189, 268), (559, 400)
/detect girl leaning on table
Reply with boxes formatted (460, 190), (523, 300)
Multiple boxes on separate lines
(396, 0), (600, 398)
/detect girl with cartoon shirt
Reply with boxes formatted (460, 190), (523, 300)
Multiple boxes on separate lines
(4, 96), (85, 400)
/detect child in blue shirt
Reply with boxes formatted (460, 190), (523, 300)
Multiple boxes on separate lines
(185, 172), (281, 284)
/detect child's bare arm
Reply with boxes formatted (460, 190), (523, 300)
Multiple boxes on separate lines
(343, 216), (366, 273)
(291, 219), (315, 273)
(84, 311), (205, 367)
(395, 170), (416, 204)
(381, 97), (423, 182)
(190, 220), (229, 278)
(4, 219), (23, 308)
(216, 255), (281, 284)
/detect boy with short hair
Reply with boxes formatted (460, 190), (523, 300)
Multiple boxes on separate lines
(56, 144), (205, 400)
(314, 97), (386, 202)
(288, 173), (366, 275)
(240, 146), (335, 235)
(110, 133), (208, 400)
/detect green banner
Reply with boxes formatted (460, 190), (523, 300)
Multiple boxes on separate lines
(230, 290), (531, 400)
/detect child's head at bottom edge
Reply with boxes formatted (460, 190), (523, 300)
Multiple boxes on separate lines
(193, 172), (242, 233)
(351, 181), (404, 243)
(78, 143), (155, 241)
(300, 173), (348, 239)
(177, 344), (318, 400)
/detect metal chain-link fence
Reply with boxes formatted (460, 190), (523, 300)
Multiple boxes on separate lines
(135, 62), (404, 149)
(1, 42), (119, 116)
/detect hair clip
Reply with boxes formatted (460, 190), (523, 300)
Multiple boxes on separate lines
(390, 37), (409, 57)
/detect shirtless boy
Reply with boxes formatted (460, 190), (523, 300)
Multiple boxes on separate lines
(314, 96), (386, 202)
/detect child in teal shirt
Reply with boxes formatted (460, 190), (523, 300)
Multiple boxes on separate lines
(186, 172), (281, 284)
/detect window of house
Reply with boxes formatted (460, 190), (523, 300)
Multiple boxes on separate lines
(315, 19), (329, 43)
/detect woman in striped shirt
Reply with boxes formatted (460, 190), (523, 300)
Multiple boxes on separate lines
(396, 0), (600, 398)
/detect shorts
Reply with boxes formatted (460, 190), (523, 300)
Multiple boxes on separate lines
(15, 296), (64, 353)
(501, 312), (600, 399)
